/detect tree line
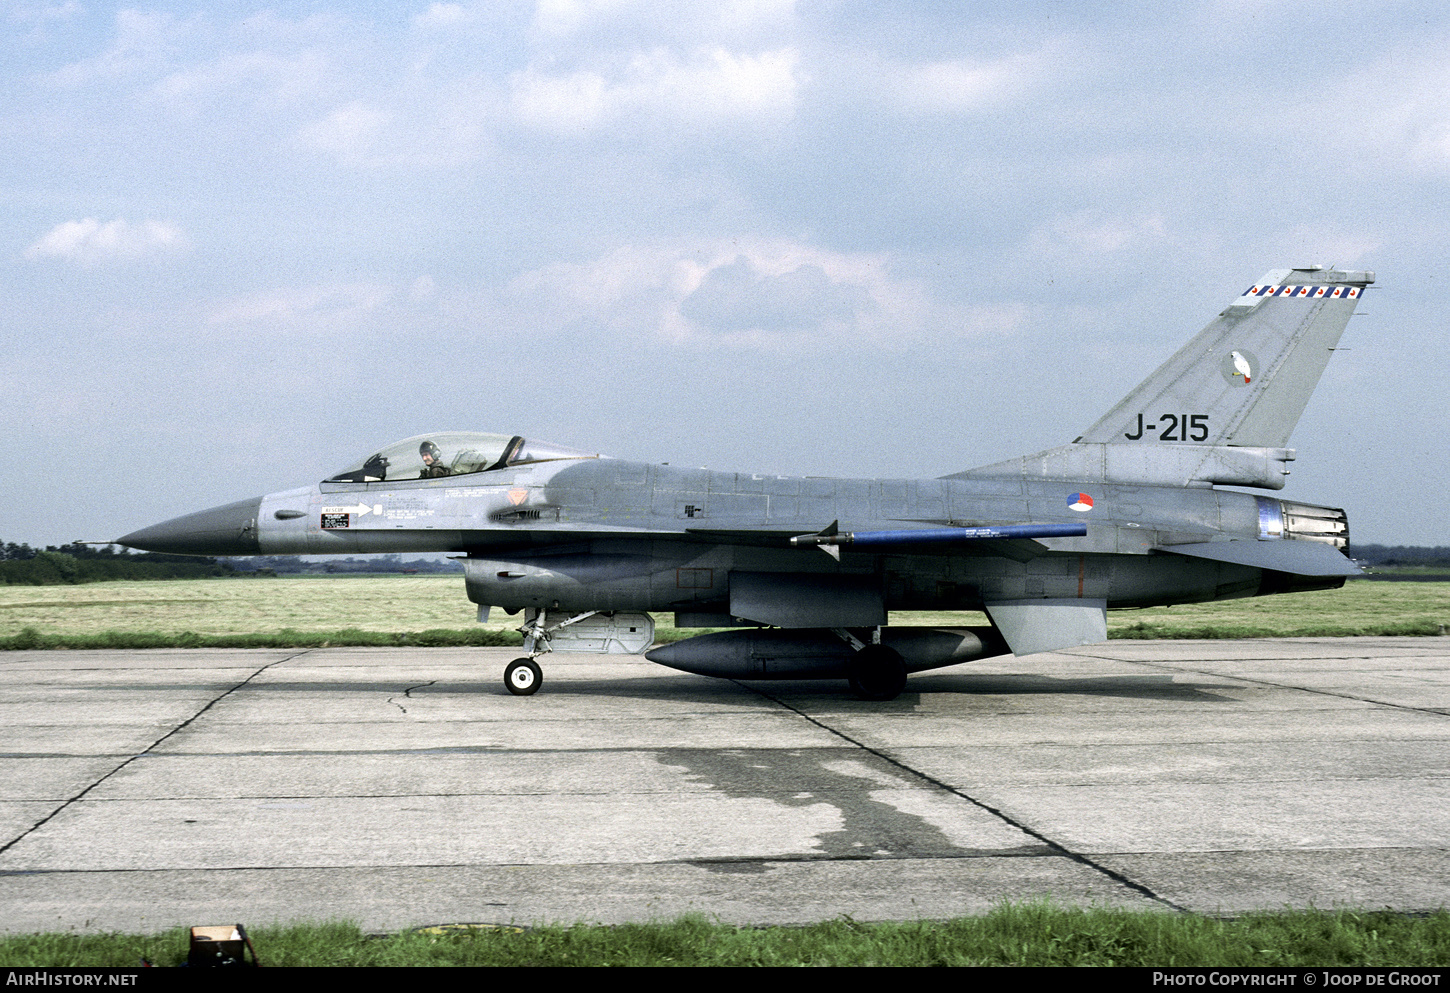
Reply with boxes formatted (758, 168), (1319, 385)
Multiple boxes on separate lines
(1, 541), (461, 584)
(1353, 544), (1450, 567)
(0, 541), (241, 584)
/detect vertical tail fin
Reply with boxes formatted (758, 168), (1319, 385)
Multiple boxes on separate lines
(1077, 266), (1373, 448)
(953, 266), (1374, 490)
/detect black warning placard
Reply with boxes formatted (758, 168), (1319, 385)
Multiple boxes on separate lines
(321, 513), (350, 529)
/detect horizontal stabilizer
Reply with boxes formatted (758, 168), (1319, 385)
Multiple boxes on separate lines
(952, 442), (1295, 489)
(1154, 539), (1360, 577)
(984, 598), (1108, 656)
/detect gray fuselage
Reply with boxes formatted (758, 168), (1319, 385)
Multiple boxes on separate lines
(224, 457), (1336, 618)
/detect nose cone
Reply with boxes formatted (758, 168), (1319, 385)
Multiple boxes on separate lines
(118, 496), (264, 556)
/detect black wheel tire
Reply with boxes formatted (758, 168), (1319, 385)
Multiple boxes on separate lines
(505, 658), (542, 696)
(849, 645), (906, 701)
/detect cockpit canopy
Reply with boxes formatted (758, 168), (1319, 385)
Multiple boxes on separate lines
(325, 432), (596, 483)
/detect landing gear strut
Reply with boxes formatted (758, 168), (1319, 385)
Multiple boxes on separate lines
(502, 607), (600, 696)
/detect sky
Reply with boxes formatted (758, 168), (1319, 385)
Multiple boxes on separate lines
(3, 0), (1447, 547)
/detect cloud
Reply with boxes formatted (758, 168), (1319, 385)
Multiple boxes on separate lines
(510, 46), (799, 130)
(25, 218), (187, 264)
(1269, 226), (1381, 269)
(531, 0), (627, 36)
(531, 0), (796, 41)
(502, 238), (1021, 350)
(8, 1), (81, 30)
(1338, 41), (1450, 174)
(413, 3), (472, 30)
(298, 100), (393, 164)
(208, 283), (394, 335)
(889, 49), (1054, 114)
(681, 255), (872, 334)
(296, 87), (498, 168)
(1039, 211), (1169, 255)
(49, 9), (193, 86)
(151, 46), (336, 109)
(9, 1), (80, 20)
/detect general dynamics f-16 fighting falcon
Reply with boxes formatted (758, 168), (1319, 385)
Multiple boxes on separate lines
(118, 266), (1370, 700)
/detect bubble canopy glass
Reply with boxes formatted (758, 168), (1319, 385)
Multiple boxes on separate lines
(325, 432), (596, 483)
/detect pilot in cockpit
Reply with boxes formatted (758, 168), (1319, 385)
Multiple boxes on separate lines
(418, 440), (451, 478)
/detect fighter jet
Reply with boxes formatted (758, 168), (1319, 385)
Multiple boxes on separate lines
(119, 266), (1370, 700)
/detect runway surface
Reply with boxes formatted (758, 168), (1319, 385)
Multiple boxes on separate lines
(2, 638), (1447, 933)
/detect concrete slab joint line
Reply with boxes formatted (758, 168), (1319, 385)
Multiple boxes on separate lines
(0, 650), (314, 858)
(2, 640), (1448, 931)
(744, 681), (1189, 914)
(1077, 647), (1450, 718)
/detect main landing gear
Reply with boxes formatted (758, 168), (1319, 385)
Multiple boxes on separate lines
(849, 644), (907, 701)
(832, 628), (907, 701)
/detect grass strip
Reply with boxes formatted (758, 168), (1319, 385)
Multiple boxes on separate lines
(2, 907), (1448, 967)
(1111, 620), (1448, 639)
(6, 622), (1446, 651)
(5, 577), (1449, 647)
(0, 626), (523, 650)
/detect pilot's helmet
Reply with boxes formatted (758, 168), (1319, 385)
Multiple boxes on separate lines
(419, 441), (443, 463)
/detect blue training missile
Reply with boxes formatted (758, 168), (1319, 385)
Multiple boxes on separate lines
(790, 521), (1088, 559)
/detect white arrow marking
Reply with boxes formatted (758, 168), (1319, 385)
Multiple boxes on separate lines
(321, 504), (373, 516)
